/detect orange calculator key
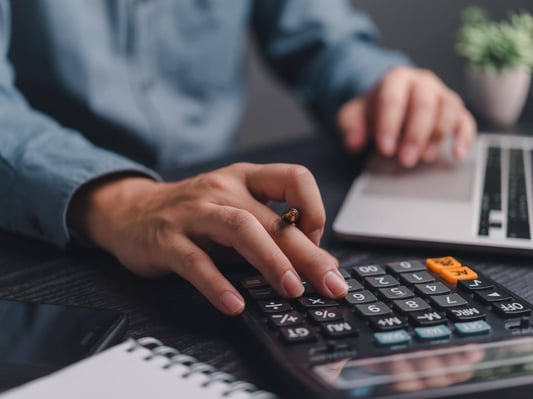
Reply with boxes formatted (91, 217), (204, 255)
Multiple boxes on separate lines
(440, 266), (478, 284)
(426, 257), (462, 273)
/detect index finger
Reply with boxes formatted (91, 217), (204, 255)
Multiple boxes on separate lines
(453, 112), (477, 160)
(373, 68), (411, 156)
(242, 163), (326, 246)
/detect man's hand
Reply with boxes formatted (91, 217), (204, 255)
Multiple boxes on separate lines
(67, 163), (347, 315)
(338, 66), (477, 167)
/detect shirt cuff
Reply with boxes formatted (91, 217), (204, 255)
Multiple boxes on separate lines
(63, 167), (162, 248)
(10, 150), (162, 248)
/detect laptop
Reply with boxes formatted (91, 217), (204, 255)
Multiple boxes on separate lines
(333, 133), (533, 254)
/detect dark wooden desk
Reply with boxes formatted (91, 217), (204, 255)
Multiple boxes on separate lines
(2, 135), (533, 398)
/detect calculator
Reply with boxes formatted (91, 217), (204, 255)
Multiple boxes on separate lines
(237, 256), (533, 399)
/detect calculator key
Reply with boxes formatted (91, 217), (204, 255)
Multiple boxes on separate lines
(374, 330), (411, 346)
(269, 312), (304, 327)
(297, 297), (339, 308)
(280, 325), (317, 343)
(345, 279), (364, 292)
(387, 260), (427, 274)
(259, 300), (292, 313)
(448, 306), (486, 322)
(414, 282), (451, 297)
(309, 342), (354, 357)
(322, 321), (359, 338)
(301, 280), (317, 295)
(339, 268), (351, 280)
(492, 301), (532, 318)
(440, 266), (478, 284)
(365, 275), (399, 289)
(400, 271), (435, 285)
(379, 286), (415, 300)
(345, 290), (377, 305)
(308, 308), (344, 323)
(454, 320), (491, 336)
(370, 315), (407, 331)
(426, 256), (462, 273)
(393, 297), (431, 313)
(474, 289), (512, 304)
(352, 264), (386, 278)
(241, 276), (268, 289)
(457, 278), (494, 292)
(430, 294), (468, 309)
(409, 310), (446, 326)
(415, 325), (452, 341)
(355, 302), (393, 317)
(248, 287), (279, 300)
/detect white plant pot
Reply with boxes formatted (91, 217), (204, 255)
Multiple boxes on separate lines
(466, 65), (531, 127)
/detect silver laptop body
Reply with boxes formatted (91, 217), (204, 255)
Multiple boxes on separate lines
(333, 133), (533, 254)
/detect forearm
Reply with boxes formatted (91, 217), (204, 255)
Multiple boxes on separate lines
(252, 0), (412, 129)
(0, 1), (160, 246)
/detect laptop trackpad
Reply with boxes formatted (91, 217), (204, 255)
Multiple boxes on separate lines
(361, 154), (476, 202)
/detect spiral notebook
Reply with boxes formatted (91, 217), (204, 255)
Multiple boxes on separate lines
(0, 337), (277, 399)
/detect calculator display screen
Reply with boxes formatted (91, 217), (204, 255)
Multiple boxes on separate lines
(313, 337), (533, 397)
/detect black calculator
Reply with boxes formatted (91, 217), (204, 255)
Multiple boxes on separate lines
(237, 256), (533, 399)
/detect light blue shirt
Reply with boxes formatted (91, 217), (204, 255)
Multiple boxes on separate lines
(0, 0), (410, 247)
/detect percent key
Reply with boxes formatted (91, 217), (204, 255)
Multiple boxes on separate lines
(309, 308), (343, 323)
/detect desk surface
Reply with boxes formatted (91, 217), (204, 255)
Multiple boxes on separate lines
(2, 135), (533, 398)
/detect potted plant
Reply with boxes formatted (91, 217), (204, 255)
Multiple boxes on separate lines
(457, 7), (533, 127)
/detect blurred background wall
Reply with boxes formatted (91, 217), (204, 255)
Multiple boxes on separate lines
(237, 0), (533, 149)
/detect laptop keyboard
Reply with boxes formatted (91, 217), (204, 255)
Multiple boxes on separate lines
(507, 149), (530, 239)
(478, 147), (530, 239)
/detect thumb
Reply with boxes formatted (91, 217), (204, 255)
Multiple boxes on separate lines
(337, 97), (369, 153)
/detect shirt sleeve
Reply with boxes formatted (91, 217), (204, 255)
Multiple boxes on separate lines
(0, 2), (160, 248)
(251, 0), (413, 130)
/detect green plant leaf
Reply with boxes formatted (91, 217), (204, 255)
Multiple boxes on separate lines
(457, 7), (533, 72)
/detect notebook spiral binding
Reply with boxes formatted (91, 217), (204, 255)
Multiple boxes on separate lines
(127, 337), (278, 399)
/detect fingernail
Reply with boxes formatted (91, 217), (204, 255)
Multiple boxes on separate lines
(282, 270), (304, 297)
(310, 228), (322, 246)
(220, 291), (245, 315)
(380, 134), (396, 156)
(324, 270), (348, 298)
(400, 142), (419, 167)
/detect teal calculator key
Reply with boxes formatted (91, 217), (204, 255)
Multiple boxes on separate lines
(374, 330), (411, 346)
(415, 325), (452, 341)
(455, 320), (491, 336)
